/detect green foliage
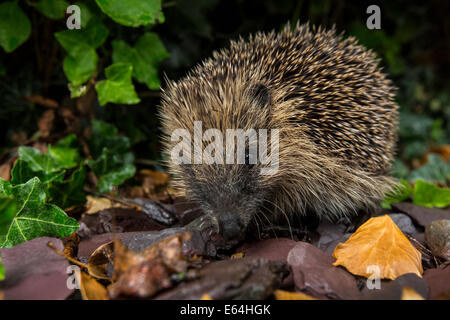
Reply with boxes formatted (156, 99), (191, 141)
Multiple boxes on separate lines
(408, 154), (450, 185)
(87, 120), (136, 192)
(413, 180), (450, 208)
(95, 0), (163, 27)
(55, 19), (109, 86)
(95, 63), (140, 106)
(0, 255), (4, 280)
(0, 2), (31, 52)
(35, 0), (69, 20)
(0, 177), (79, 248)
(10, 135), (85, 209)
(112, 33), (169, 90)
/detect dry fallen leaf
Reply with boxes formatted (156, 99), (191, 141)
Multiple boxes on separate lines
(401, 286), (425, 300)
(231, 252), (244, 259)
(332, 215), (423, 280)
(108, 233), (191, 299)
(274, 289), (317, 300)
(77, 271), (109, 300)
(85, 196), (125, 214)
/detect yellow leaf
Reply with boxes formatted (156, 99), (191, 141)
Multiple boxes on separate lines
(332, 215), (423, 280)
(202, 294), (213, 300)
(78, 271), (109, 300)
(401, 287), (425, 300)
(231, 252), (244, 259)
(274, 290), (317, 300)
(85, 195), (124, 214)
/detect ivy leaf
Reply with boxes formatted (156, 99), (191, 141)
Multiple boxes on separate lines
(408, 154), (450, 185)
(87, 120), (136, 193)
(62, 45), (98, 85)
(10, 159), (65, 188)
(35, 0), (69, 20)
(95, 63), (140, 106)
(0, 177), (79, 248)
(0, 2), (31, 53)
(413, 180), (450, 208)
(112, 33), (169, 90)
(94, 0), (163, 27)
(0, 196), (16, 236)
(55, 20), (108, 85)
(89, 151), (136, 193)
(381, 179), (413, 209)
(48, 166), (86, 209)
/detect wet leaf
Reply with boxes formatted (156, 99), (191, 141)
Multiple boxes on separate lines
(332, 215), (423, 280)
(0, 177), (79, 248)
(0, 2), (31, 53)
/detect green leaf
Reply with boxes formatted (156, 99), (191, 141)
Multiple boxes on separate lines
(63, 47), (98, 85)
(55, 20), (108, 85)
(48, 166), (86, 209)
(381, 179), (413, 209)
(88, 151), (135, 193)
(0, 196), (16, 235)
(10, 159), (65, 187)
(112, 33), (169, 90)
(95, 63), (140, 106)
(0, 2), (31, 52)
(0, 255), (4, 280)
(35, 0), (69, 20)
(413, 180), (450, 208)
(0, 177), (79, 248)
(94, 0), (163, 27)
(87, 120), (136, 192)
(408, 154), (450, 185)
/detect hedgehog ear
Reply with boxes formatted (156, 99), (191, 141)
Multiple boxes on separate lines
(249, 83), (271, 108)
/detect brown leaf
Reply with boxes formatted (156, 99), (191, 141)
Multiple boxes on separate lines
(24, 95), (59, 108)
(78, 271), (109, 300)
(401, 286), (425, 300)
(274, 289), (317, 300)
(38, 109), (55, 138)
(332, 215), (423, 280)
(87, 241), (114, 280)
(85, 196), (125, 214)
(108, 234), (190, 299)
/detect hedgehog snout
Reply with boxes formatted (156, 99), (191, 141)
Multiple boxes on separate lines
(216, 211), (245, 241)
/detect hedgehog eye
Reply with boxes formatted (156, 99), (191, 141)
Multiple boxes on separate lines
(250, 83), (270, 108)
(244, 147), (255, 167)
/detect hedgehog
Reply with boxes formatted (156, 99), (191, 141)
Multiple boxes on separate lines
(159, 22), (399, 243)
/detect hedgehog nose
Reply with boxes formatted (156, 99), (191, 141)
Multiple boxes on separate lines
(218, 212), (244, 240)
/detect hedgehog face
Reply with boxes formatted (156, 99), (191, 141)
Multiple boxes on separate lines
(161, 80), (276, 241)
(183, 162), (265, 241)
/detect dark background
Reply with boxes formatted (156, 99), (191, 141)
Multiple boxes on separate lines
(1, 0), (449, 175)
